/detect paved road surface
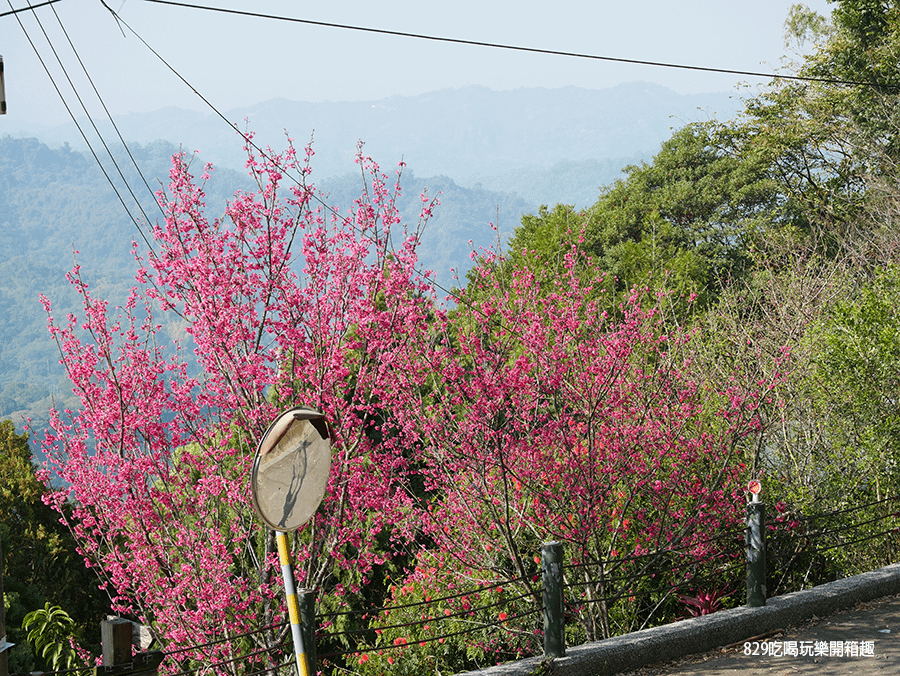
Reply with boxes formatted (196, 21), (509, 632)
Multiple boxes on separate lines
(620, 594), (900, 675)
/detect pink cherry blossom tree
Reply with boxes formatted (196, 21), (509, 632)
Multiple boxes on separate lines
(39, 139), (438, 670)
(390, 248), (774, 644)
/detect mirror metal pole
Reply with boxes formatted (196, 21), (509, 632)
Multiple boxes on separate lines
(277, 532), (310, 676)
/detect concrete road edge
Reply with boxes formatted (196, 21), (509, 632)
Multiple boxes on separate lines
(456, 562), (900, 676)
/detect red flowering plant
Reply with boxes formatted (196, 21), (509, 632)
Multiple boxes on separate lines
(678, 587), (732, 617)
(351, 550), (536, 676)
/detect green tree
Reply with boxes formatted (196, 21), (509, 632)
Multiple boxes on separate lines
(0, 419), (108, 668)
(743, 1), (900, 253)
(1, 421), (66, 585)
(816, 265), (900, 501)
(492, 122), (782, 316)
(583, 122), (780, 299)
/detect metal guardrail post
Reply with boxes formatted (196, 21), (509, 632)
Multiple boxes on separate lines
(542, 541), (565, 658)
(746, 496), (767, 607)
(299, 589), (317, 675)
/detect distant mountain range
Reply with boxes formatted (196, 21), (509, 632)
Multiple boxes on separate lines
(4, 82), (742, 207)
(0, 82), (744, 428)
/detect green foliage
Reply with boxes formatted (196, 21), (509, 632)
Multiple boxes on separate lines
(1, 420), (71, 590)
(4, 580), (42, 673)
(491, 122), (781, 318)
(744, 1), (900, 248)
(783, 3), (834, 49)
(816, 265), (900, 500)
(22, 603), (82, 673)
(352, 557), (539, 676)
(831, 0), (896, 57)
(0, 419), (108, 665)
(584, 122), (778, 297)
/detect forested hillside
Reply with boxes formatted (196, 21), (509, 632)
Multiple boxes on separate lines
(0, 137), (535, 428)
(0, 137), (246, 428)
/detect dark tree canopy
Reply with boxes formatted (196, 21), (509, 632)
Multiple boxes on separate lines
(1, 420), (108, 671)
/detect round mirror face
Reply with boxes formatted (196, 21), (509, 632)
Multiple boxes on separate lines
(251, 408), (332, 532)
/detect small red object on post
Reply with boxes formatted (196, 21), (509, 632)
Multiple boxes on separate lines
(748, 479), (762, 501)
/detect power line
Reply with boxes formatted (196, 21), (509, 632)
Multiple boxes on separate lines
(21, 0), (159, 234)
(0, 0), (60, 18)
(142, 0), (899, 90)
(48, 2), (167, 221)
(7, 0), (157, 253)
(100, 0), (241, 148)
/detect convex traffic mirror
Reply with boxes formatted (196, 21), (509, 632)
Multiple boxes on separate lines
(250, 406), (331, 532)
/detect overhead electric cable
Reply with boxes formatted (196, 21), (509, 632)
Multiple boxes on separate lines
(142, 0), (900, 90)
(49, 2), (167, 219)
(8, 0), (157, 254)
(100, 0), (233, 141)
(0, 0), (60, 18)
(21, 0), (159, 235)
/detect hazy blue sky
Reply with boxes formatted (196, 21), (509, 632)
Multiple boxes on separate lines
(2, 0), (832, 127)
